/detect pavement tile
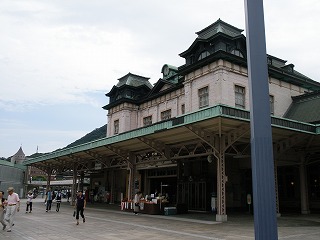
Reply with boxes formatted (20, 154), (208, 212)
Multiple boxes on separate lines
(0, 198), (320, 240)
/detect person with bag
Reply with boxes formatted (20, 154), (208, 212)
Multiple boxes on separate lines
(75, 190), (86, 225)
(55, 190), (62, 212)
(133, 191), (142, 215)
(44, 188), (53, 212)
(26, 190), (33, 213)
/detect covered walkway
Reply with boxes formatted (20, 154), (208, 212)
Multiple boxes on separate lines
(23, 105), (320, 221)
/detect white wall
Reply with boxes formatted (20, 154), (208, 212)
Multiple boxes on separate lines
(107, 59), (309, 136)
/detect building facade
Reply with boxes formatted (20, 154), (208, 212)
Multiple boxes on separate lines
(25, 19), (320, 222)
(103, 19), (320, 219)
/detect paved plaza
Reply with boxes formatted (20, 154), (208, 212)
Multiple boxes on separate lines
(1, 198), (320, 240)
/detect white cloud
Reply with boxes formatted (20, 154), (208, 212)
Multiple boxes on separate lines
(1, 0), (320, 157)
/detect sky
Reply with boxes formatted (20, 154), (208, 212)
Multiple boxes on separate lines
(1, 0), (320, 158)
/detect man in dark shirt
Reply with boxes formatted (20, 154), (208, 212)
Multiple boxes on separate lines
(75, 191), (86, 225)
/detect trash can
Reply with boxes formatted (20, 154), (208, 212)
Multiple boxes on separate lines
(164, 207), (177, 215)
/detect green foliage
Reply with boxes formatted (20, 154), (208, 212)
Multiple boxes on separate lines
(65, 124), (107, 148)
(32, 175), (47, 181)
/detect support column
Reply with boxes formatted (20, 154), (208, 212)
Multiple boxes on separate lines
(46, 168), (52, 192)
(274, 158), (281, 217)
(71, 163), (78, 206)
(216, 136), (227, 222)
(79, 171), (84, 192)
(110, 169), (115, 204)
(127, 153), (136, 200)
(300, 156), (310, 214)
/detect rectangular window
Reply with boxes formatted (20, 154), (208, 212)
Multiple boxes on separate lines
(235, 85), (245, 109)
(114, 119), (119, 134)
(181, 104), (185, 115)
(270, 95), (274, 115)
(143, 116), (152, 126)
(161, 109), (171, 121)
(198, 86), (209, 109)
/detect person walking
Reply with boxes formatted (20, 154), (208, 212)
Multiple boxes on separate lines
(0, 191), (7, 230)
(45, 188), (53, 212)
(67, 190), (71, 202)
(55, 190), (62, 212)
(75, 190), (86, 225)
(133, 191), (143, 215)
(26, 190), (33, 213)
(3, 187), (20, 232)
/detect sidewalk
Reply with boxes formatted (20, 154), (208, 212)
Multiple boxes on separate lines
(1, 198), (320, 239)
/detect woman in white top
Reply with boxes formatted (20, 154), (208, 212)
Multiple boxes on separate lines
(26, 191), (33, 213)
(133, 191), (142, 215)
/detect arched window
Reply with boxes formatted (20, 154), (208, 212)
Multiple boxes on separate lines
(198, 51), (210, 60)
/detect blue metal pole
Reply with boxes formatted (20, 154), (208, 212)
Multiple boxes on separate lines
(244, 0), (278, 239)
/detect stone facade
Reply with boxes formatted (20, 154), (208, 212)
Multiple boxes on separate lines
(107, 58), (310, 137)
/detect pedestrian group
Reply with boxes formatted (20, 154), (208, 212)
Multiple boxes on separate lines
(1, 187), (87, 233)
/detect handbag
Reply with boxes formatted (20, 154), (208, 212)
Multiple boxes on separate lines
(73, 210), (76, 217)
(27, 201), (30, 205)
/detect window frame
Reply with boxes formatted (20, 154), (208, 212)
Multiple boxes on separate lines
(269, 95), (274, 115)
(114, 119), (119, 135)
(161, 109), (172, 121)
(235, 85), (245, 109)
(198, 86), (209, 109)
(143, 116), (152, 126)
(181, 104), (185, 115)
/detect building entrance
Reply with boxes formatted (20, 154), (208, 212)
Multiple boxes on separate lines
(177, 181), (206, 211)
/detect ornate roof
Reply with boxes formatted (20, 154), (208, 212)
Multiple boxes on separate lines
(116, 73), (153, 89)
(196, 18), (243, 39)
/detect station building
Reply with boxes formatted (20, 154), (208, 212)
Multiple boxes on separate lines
(24, 19), (320, 221)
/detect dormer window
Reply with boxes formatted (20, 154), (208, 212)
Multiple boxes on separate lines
(125, 90), (134, 99)
(231, 49), (244, 58)
(198, 51), (210, 61)
(116, 93), (123, 100)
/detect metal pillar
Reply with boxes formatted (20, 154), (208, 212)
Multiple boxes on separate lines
(127, 153), (136, 200)
(244, 0), (278, 239)
(299, 156), (310, 214)
(274, 158), (281, 217)
(79, 171), (84, 192)
(46, 168), (52, 191)
(71, 164), (77, 206)
(216, 136), (227, 222)
(110, 169), (115, 204)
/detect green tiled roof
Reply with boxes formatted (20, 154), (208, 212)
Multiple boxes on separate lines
(284, 91), (320, 123)
(196, 18), (243, 39)
(117, 73), (152, 89)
